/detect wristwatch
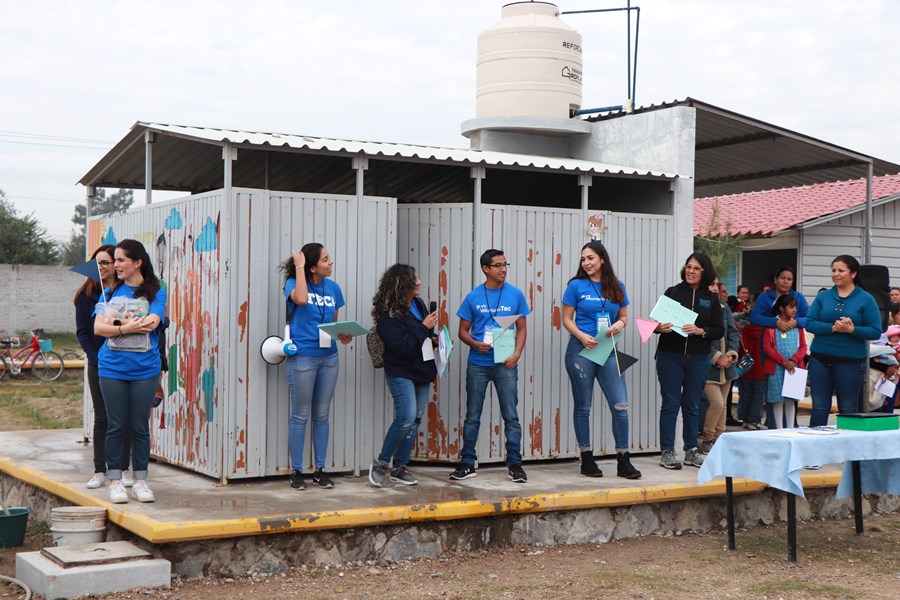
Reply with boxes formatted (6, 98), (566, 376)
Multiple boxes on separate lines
(113, 319), (122, 326)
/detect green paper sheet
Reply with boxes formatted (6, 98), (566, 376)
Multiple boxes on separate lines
(493, 326), (516, 363)
(316, 320), (373, 338)
(578, 326), (620, 366)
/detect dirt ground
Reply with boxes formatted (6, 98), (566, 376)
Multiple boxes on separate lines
(1, 373), (899, 599)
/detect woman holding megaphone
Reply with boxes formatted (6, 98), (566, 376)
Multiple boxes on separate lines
(281, 243), (351, 491)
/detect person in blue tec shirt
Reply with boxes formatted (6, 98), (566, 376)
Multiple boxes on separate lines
(450, 249), (530, 484)
(281, 243), (351, 491)
(562, 242), (641, 479)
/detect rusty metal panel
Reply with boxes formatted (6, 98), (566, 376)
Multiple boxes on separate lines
(396, 204), (473, 462)
(90, 190), (227, 479)
(602, 211), (676, 454)
(260, 191), (396, 476)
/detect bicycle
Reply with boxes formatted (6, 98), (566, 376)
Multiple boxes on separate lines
(0, 330), (65, 381)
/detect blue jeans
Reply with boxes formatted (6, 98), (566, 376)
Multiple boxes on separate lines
(737, 378), (766, 425)
(461, 364), (522, 466)
(99, 376), (158, 480)
(285, 353), (339, 470)
(378, 375), (431, 467)
(564, 337), (630, 451)
(808, 355), (865, 427)
(656, 351), (707, 452)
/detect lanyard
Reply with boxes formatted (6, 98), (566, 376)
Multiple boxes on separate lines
(307, 279), (327, 323)
(588, 279), (607, 313)
(482, 283), (505, 327)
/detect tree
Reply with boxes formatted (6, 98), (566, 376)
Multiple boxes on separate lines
(0, 189), (60, 264)
(694, 199), (744, 281)
(61, 188), (135, 264)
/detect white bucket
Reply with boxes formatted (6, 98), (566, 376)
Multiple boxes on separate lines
(50, 507), (107, 546)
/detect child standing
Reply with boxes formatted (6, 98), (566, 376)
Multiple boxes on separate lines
(763, 295), (808, 429)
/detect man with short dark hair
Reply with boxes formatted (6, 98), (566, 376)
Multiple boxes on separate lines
(450, 249), (530, 483)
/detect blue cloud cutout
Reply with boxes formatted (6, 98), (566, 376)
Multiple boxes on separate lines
(102, 227), (117, 245)
(195, 217), (218, 252)
(164, 208), (183, 230)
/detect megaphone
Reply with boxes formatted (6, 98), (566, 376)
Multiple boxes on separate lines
(260, 325), (298, 365)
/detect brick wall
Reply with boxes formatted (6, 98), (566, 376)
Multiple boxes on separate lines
(0, 265), (86, 335)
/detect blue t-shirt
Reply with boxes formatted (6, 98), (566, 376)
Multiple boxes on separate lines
(285, 278), (346, 356)
(457, 283), (531, 366)
(562, 278), (630, 338)
(96, 284), (167, 381)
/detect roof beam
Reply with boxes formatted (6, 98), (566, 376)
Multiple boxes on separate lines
(696, 132), (780, 151)
(696, 159), (864, 187)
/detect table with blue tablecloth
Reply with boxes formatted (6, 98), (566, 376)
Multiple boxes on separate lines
(698, 428), (900, 562)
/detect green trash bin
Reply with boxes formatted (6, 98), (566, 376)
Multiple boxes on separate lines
(0, 507), (30, 549)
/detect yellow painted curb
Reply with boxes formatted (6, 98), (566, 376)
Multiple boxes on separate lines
(0, 457), (844, 544)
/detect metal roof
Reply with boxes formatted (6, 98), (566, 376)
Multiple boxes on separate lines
(589, 98), (900, 198)
(694, 173), (900, 236)
(79, 122), (676, 194)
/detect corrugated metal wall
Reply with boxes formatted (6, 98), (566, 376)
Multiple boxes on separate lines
(87, 190), (228, 478)
(399, 204), (674, 463)
(88, 188), (396, 480)
(799, 224), (863, 298)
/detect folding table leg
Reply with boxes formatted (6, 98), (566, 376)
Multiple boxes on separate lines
(787, 493), (797, 564)
(726, 476), (735, 550)
(852, 460), (863, 535)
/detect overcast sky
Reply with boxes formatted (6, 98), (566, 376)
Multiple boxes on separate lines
(2, 0), (898, 242)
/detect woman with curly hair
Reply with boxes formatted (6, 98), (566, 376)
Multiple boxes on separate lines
(368, 264), (438, 487)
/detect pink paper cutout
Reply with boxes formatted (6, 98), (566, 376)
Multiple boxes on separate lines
(635, 318), (658, 344)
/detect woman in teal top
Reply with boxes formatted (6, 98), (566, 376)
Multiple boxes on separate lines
(281, 243), (350, 490)
(805, 254), (881, 425)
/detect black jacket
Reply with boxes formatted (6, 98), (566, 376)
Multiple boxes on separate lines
(376, 297), (438, 384)
(656, 281), (724, 356)
(75, 288), (105, 363)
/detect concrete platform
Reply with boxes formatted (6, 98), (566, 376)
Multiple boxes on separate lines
(0, 428), (845, 545)
(16, 546), (170, 599)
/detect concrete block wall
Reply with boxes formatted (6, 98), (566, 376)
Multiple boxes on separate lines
(0, 264), (84, 336)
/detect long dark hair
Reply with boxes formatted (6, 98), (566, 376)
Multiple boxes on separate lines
(771, 294), (797, 317)
(110, 239), (161, 302)
(833, 254), (863, 288)
(680, 252), (717, 289)
(568, 242), (624, 303)
(281, 243), (325, 283)
(73, 244), (116, 305)
(372, 264), (419, 320)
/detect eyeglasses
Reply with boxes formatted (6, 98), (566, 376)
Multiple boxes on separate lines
(97, 260), (114, 267)
(488, 262), (511, 269)
(684, 265), (703, 272)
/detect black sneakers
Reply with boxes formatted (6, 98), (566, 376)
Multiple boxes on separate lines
(289, 470), (305, 490)
(508, 464), (527, 483)
(312, 470), (334, 489)
(449, 463), (477, 480)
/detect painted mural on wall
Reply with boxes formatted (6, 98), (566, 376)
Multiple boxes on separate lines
(89, 201), (221, 470)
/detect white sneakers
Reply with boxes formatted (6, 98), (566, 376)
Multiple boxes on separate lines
(107, 478), (154, 503)
(120, 471), (135, 487)
(131, 480), (155, 502)
(108, 481), (128, 503)
(86, 473), (107, 489)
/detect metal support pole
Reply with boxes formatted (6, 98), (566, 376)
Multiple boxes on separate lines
(352, 154), (369, 477)
(471, 166), (486, 288)
(864, 162), (873, 263)
(219, 141), (237, 486)
(787, 494), (797, 564)
(144, 131), (156, 205)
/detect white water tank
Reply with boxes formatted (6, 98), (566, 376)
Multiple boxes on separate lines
(476, 2), (583, 119)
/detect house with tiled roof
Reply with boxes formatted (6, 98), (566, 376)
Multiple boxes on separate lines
(694, 174), (900, 299)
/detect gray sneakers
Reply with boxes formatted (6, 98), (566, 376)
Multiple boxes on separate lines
(683, 447), (704, 468)
(369, 461), (390, 487)
(390, 466), (418, 486)
(659, 449), (682, 470)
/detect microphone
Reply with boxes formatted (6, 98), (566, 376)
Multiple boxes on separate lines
(429, 301), (437, 314)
